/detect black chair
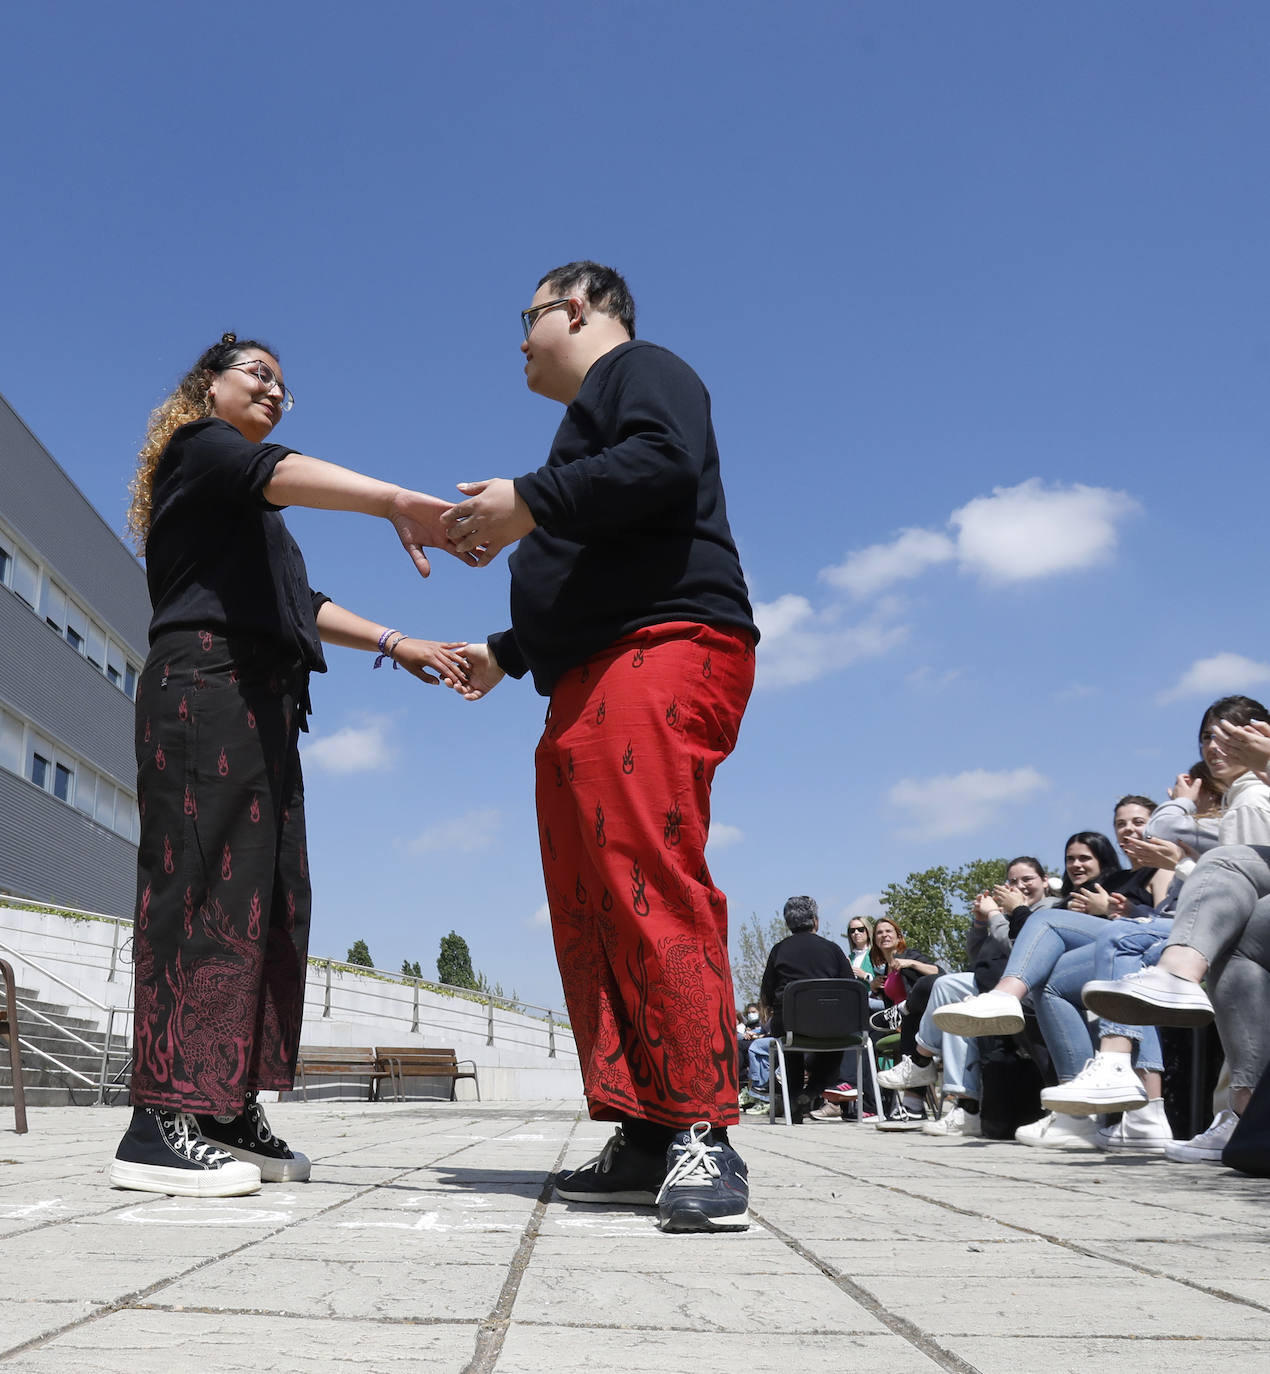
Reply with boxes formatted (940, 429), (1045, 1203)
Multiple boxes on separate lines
(769, 978), (880, 1128)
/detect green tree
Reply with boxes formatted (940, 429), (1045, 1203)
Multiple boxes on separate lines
(437, 930), (479, 989)
(730, 911), (788, 1007)
(878, 858), (1009, 969)
(401, 959), (423, 979)
(346, 939), (374, 968)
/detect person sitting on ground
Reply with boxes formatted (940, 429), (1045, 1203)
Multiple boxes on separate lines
(759, 896), (853, 1123)
(1084, 708), (1270, 1164)
(883, 856), (1056, 1140)
(932, 813), (1159, 1151)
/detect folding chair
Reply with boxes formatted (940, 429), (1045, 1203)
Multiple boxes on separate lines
(0, 959), (28, 1134)
(769, 978), (880, 1128)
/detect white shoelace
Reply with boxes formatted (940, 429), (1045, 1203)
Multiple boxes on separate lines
(656, 1123), (720, 1202)
(165, 1111), (232, 1164)
(574, 1126), (627, 1177)
(246, 1097), (280, 1146)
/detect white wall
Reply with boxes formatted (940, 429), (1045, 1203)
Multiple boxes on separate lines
(0, 903), (582, 1101)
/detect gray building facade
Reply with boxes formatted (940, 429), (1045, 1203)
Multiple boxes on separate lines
(0, 392), (149, 915)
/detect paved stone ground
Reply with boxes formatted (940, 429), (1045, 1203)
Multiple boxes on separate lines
(2, 1100), (1268, 1372)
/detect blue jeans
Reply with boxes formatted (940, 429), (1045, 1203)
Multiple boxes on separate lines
(917, 971), (980, 1097)
(1004, 908), (1110, 1083)
(1091, 918), (1170, 1072)
(747, 1037), (774, 1093)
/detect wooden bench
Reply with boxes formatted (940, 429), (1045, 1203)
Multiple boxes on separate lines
(295, 1046), (393, 1101)
(375, 1047), (480, 1102)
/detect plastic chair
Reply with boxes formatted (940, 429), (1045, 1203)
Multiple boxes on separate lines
(0, 959), (28, 1134)
(769, 978), (880, 1128)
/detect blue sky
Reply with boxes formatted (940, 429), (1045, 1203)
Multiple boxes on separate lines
(2, 4), (1268, 1010)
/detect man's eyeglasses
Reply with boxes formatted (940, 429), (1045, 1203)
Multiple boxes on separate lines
(224, 359), (294, 411)
(521, 297), (583, 342)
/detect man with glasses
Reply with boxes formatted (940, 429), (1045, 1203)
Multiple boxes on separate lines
(443, 261), (758, 1233)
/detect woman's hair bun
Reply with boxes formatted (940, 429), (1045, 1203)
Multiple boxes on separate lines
(221, 332), (237, 345)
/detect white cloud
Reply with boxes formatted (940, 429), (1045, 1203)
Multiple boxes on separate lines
(753, 594), (910, 689)
(841, 892), (883, 919)
(526, 902), (551, 929)
(408, 807), (501, 854)
(952, 479), (1138, 584)
(888, 767), (1050, 840)
(820, 479), (1139, 598)
(907, 666), (963, 691)
(303, 716), (393, 774)
(821, 528), (954, 598)
(1158, 653), (1270, 704)
(709, 822), (744, 849)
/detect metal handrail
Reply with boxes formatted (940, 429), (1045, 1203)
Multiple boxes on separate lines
(0, 934), (121, 1016)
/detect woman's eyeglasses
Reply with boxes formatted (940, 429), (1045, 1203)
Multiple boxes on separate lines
(224, 359), (295, 411)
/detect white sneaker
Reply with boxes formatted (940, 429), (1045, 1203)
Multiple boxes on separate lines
(922, 1103), (982, 1138)
(1164, 1109), (1238, 1163)
(1014, 1111), (1101, 1151)
(1042, 1055), (1149, 1115)
(877, 1054), (938, 1090)
(932, 990), (1025, 1038)
(1095, 1098), (1173, 1154)
(1081, 966), (1214, 1028)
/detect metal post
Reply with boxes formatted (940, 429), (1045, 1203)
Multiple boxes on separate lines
(487, 992), (495, 1046)
(108, 920), (120, 983)
(323, 960), (331, 1017)
(411, 979), (419, 1034)
(96, 1007), (115, 1106)
(547, 1010), (556, 1059)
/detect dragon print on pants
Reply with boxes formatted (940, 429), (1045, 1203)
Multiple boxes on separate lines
(130, 630), (311, 1115)
(535, 622), (754, 1130)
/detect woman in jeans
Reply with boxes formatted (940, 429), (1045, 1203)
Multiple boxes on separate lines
(1085, 712), (1270, 1162)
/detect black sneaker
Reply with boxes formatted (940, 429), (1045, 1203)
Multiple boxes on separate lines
(656, 1123), (750, 1233)
(555, 1126), (666, 1204)
(196, 1093), (312, 1183)
(109, 1107), (262, 1197)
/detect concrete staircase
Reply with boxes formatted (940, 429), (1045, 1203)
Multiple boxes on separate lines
(0, 983), (129, 1107)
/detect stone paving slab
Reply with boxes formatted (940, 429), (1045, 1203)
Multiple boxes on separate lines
(2, 1100), (1269, 1372)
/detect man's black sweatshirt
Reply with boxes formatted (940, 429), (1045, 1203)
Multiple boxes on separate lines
(488, 340), (757, 696)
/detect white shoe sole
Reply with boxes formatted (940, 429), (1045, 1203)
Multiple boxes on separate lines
(109, 1159), (262, 1196)
(932, 1006), (1024, 1037)
(658, 1207), (750, 1233)
(1096, 1136), (1171, 1154)
(1163, 1146), (1226, 1164)
(218, 1144), (312, 1183)
(1042, 1087), (1148, 1115)
(1081, 979), (1214, 1028)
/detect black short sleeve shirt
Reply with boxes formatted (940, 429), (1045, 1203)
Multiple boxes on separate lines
(144, 418), (328, 670)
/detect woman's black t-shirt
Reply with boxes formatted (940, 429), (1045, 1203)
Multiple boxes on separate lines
(144, 418), (329, 670)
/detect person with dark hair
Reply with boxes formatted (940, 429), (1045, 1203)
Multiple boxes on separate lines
(111, 334), (468, 1197)
(441, 264), (758, 1233)
(757, 897), (853, 1123)
(933, 811), (1159, 1150)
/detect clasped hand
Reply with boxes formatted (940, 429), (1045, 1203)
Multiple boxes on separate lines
(440, 479), (536, 566)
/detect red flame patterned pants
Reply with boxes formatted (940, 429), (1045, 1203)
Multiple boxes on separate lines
(534, 622), (754, 1129)
(130, 631), (311, 1114)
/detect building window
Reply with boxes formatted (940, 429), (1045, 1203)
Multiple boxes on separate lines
(30, 751), (50, 789)
(12, 550), (39, 608)
(54, 762), (73, 803)
(0, 544), (10, 584)
(66, 626), (84, 652)
(43, 581), (67, 633)
(124, 663), (138, 698)
(0, 708), (21, 773)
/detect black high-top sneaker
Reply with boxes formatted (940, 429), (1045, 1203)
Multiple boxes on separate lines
(110, 1107), (262, 1196)
(555, 1125), (666, 1205)
(196, 1092), (312, 1182)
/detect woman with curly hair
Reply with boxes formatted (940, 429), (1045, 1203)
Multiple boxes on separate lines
(110, 334), (469, 1197)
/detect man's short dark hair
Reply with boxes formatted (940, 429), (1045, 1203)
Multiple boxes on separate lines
(538, 260), (636, 338)
(782, 895), (818, 932)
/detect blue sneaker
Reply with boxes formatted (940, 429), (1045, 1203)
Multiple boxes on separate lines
(656, 1122), (750, 1232)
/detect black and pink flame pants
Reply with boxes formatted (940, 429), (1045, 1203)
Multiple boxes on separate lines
(129, 630), (312, 1114)
(535, 622), (754, 1130)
